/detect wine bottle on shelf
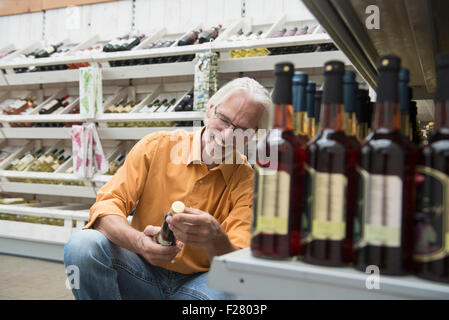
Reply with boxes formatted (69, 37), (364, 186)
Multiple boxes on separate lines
(250, 62), (306, 259)
(39, 94), (70, 115)
(353, 55), (419, 275)
(314, 90), (323, 135)
(35, 42), (63, 58)
(284, 27), (298, 37)
(355, 89), (370, 142)
(3, 97), (37, 115)
(198, 25), (222, 44)
(413, 52), (449, 283)
(302, 60), (360, 266)
(272, 28), (286, 38)
(399, 69), (411, 140)
(343, 71), (358, 141)
(292, 71), (309, 144)
(295, 26), (309, 36)
(107, 155), (125, 175)
(177, 29), (201, 46)
(306, 82), (316, 139)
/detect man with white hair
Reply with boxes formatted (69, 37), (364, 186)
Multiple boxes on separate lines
(64, 77), (273, 300)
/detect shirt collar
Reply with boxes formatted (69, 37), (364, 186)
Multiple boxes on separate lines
(187, 126), (244, 185)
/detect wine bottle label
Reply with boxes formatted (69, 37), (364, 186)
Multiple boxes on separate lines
(355, 168), (402, 248)
(307, 166), (347, 241)
(414, 166), (449, 262)
(44, 155), (54, 164)
(252, 165), (290, 236)
(42, 99), (58, 111)
(21, 154), (35, 166)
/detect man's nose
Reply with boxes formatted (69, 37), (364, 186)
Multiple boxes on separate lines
(221, 128), (234, 146)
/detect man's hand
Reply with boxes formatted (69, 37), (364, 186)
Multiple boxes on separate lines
(166, 207), (224, 248)
(136, 225), (183, 266)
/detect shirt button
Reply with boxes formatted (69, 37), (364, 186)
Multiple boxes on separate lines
(199, 180), (203, 184)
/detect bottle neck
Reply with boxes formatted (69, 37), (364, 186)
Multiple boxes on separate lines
(273, 103), (293, 131)
(434, 101), (449, 131)
(319, 103), (344, 131)
(372, 101), (401, 132)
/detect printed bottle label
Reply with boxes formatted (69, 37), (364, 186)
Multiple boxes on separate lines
(307, 166), (347, 241)
(414, 166), (449, 262)
(252, 165), (290, 236)
(356, 168), (402, 248)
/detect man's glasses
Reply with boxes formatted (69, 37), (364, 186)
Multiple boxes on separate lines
(213, 105), (255, 132)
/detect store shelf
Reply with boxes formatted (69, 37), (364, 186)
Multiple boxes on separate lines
(0, 182), (96, 198)
(96, 126), (196, 140)
(101, 61), (195, 80)
(208, 248), (449, 300)
(219, 50), (349, 73)
(0, 202), (90, 261)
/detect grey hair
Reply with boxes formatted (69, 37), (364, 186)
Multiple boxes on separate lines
(206, 77), (273, 130)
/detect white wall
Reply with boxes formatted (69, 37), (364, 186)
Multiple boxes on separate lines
(0, 0), (314, 48)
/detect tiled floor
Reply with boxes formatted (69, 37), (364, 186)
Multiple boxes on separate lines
(0, 254), (74, 300)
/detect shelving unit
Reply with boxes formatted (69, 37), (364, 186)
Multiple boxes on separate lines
(0, 8), (352, 267)
(208, 248), (449, 300)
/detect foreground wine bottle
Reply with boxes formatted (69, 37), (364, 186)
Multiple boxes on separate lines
(302, 61), (360, 266)
(355, 89), (370, 142)
(399, 69), (411, 139)
(306, 82), (316, 139)
(292, 71), (309, 144)
(354, 55), (418, 275)
(251, 62), (306, 259)
(343, 71), (358, 139)
(413, 52), (449, 283)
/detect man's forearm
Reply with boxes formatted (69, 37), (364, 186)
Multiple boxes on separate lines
(92, 215), (142, 254)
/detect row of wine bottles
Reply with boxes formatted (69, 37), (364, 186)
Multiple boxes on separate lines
(0, 197), (76, 226)
(104, 91), (195, 127)
(110, 25), (222, 68)
(251, 53), (449, 284)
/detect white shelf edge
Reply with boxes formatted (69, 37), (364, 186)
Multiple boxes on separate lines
(208, 248), (449, 300)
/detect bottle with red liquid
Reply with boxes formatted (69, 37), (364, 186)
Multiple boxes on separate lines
(413, 52), (449, 283)
(251, 62), (306, 259)
(177, 29), (201, 46)
(302, 61), (360, 266)
(353, 55), (418, 275)
(198, 25), (222, 43)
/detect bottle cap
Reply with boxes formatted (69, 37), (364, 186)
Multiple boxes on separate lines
(292, 71), (308, 85)
(343, 71), (357, 113)
(324, 60), (345, 75)
(377, 55), (401, 103)
(306, 82), (316, 118)
(171, 201), (185, 214)
(274, 62), (294, 76)
(399, 68), (410, 82)
(377, 55), (401, 72)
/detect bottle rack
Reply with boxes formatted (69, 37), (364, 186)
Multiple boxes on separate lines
(0, 15), (347, 86)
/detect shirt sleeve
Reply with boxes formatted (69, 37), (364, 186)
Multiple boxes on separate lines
(221, 166), (254, 249)
(84, 134), (159, 229)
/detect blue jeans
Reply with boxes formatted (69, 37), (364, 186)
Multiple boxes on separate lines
(63, 229), (234, 300)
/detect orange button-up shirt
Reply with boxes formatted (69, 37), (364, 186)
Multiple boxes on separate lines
(85, 127), (254, 274)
